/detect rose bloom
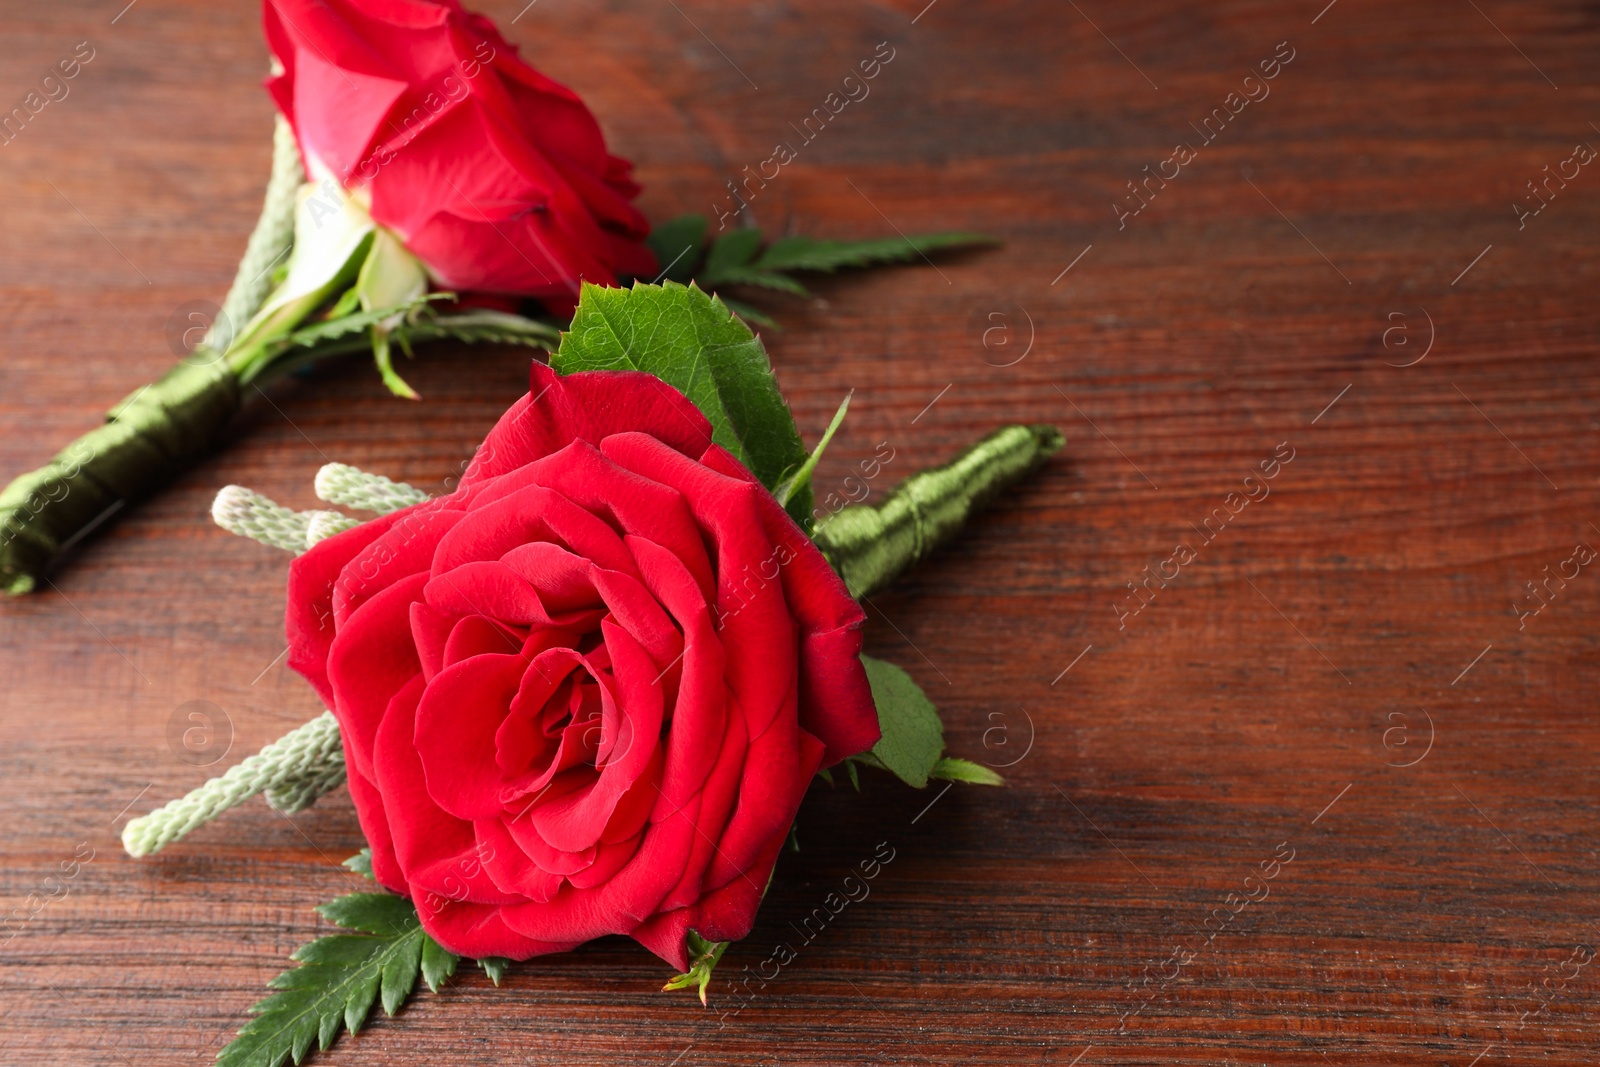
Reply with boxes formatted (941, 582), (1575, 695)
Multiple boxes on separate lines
(263, 0), (655, 305)
(286, 366), (880, 968)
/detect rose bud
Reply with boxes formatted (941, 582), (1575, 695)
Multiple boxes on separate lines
(253, 0), (655, 365)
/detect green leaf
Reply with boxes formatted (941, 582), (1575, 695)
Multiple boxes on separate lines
(551, 281), (809, 513)
(342, 850), (374, 879)
(218, 892), (444, 1067)
(213, 890), (518, 1067)
(860, 655), (944, 789)
(661, 930), (729, 1006)
(701, 228), (763, 280)
(752, 232), (996, 274)
(928, 756), (1004, 786)
(644, 214), (706, 284)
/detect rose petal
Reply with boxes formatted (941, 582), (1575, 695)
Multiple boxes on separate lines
(374, 675), (522, 906)
(458, 365), (714, 491)
(286, 509), (405, 707)
(626, 535), (726, 811)
(413, 652), (526, 820)
(528, 619), (662, 853)
(500, 540), (601, 614)
(334, 507), (465, 627)
(326, 571), (429, 779)
(602, 433), (797, 749)
(701, 444), (879, 765)
(421, 897), (578, 960)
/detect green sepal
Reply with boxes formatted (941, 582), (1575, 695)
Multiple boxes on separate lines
(477, 957), (510, 987)
(661, 931), (729, 1006)
(342, 849), (374, 879)
(325, 286), (362, 320)
(774, 391), (850, 530)
(371, 331), (418, 401)
(551, 281), (810, 517)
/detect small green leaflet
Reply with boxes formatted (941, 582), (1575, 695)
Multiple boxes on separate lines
(551, 281), (813, 526)
(696, 229), (997, 298)
(854, 656), (1004, 789)
(341, 849), (374, 879)
(860, 655), (945, 789)
(217, 876), (512, 1067)
(750, 233), (996, 276)
(639, 213), (995, 302)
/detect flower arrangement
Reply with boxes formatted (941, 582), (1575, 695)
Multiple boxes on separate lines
(0, 0), (988, 596)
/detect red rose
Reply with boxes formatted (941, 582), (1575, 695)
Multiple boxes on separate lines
(285, 365), (879, 969)
(263, 0), (655, 304)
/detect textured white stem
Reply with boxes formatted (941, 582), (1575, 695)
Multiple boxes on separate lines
(122, 712), (346, 857)
(212, 486), (313, 553)
(315, 463), (430, 515)
(208, 116), (304, 352)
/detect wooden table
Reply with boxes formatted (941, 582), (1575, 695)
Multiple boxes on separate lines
(3, 1), (1597, 1064)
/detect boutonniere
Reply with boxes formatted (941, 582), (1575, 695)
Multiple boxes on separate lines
(120, 279), (1058, 1066)
(0, 0), (990, 596)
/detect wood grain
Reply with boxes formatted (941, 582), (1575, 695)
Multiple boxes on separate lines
(3, 1), (1599, 1064)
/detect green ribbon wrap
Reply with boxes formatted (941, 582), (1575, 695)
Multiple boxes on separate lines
(0, 117), (303, 596)
(0, 356), (242, 594)
(812, 423), (1063, 599)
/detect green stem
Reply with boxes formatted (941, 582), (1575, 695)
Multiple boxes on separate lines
(0, 120), (303, 596)
(0, 357), (244, 594)
(811, 424), (1063, 599)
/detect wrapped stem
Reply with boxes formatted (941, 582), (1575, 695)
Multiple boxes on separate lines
(812, 423), (1062, 598)
(0, 357), (244, 593)
(0, 119), (303, 595)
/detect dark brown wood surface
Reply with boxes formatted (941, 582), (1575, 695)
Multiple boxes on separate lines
(3, 1), (1598, 1064)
